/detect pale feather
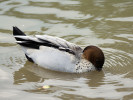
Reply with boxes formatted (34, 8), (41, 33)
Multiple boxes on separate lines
(35, 35), (82, 58)
(26, 46), (77, 73)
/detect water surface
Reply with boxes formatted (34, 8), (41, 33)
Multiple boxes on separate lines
(0, 0), (133, 99)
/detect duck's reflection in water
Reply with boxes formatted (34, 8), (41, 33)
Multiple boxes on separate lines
(13, 61), (105, 88)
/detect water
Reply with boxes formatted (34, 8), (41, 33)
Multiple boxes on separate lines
(0, 0), (133, 99)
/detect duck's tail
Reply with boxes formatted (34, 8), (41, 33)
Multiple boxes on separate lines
(13, 26), (26, 41)
(13, 26), (34, 62)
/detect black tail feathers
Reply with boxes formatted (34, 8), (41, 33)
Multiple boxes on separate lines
(13, 26), (26, 36)
(13, 26), (26, 41)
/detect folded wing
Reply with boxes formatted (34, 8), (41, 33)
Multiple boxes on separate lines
(13, 27), (83, 59)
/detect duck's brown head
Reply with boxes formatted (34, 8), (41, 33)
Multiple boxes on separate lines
(83, 46), (105, 71)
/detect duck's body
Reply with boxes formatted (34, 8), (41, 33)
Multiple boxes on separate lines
(13, 27), (104, 73)
(24, 46), (95, 73)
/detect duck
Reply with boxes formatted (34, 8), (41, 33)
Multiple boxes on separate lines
(13, 26), (105, 73)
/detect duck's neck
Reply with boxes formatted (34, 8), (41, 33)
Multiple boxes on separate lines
(75, 58), (96, 73)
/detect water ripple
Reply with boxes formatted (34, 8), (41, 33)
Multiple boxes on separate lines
(30, 0), (80, 5)
(0, 15), (44, 31)
(14, 6), (92, 19)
